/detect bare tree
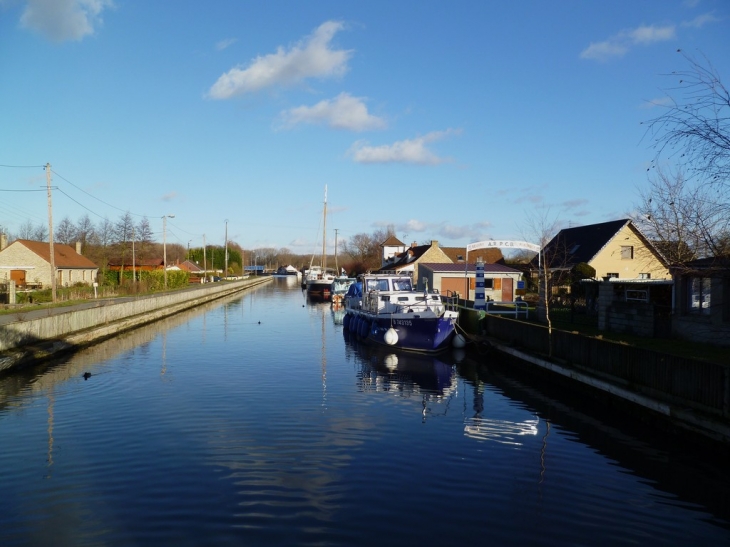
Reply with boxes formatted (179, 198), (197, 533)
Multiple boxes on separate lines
(76, 214), (96, 249)
(55, 216), (77, 245)
(114, 212), (135, 279)
(32, 223), (48, 242)
(644, 50), (729, 205)
(136, 216), (153, 259)
(18, 219), (35, 240)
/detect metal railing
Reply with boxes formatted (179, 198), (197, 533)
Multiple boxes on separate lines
(484, 300), (529, 319)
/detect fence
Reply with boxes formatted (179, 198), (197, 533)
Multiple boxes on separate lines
(482, 314), (730, 418)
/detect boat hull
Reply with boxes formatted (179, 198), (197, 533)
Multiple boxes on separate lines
(307, 280), (332, 300)
(347, 311), (457, 352)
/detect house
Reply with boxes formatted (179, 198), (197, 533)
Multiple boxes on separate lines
(107, 258), (164, 272)
(420, 262), (523, 301)
(0, 239), (98, 288)
(536, 219), (670, 282)
(378, 239), (504, 289)
(669, 257), (730, 347)
(380, 235), (407, 267)
(168, 259), (203, 273)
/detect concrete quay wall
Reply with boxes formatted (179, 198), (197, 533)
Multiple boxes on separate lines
(0, 277), (272, 372)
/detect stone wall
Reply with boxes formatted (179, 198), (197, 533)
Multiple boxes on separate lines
(0, 277), (271, 370)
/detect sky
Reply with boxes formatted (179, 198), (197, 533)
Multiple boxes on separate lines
(1, 0), (729, 257)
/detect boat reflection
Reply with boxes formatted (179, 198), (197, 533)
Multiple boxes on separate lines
(344, 331), (457, 420)
(330, 301), (346, 325)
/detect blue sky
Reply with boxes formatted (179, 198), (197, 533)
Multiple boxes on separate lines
(1, 0), (728, 255)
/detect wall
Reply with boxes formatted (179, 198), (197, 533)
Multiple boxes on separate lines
(672, 273), (730, 347)
(0, 243), (51, 286)
(590, 225), (669, 280)
(0, 277), (271, 371)
(482, 313), (730, 420)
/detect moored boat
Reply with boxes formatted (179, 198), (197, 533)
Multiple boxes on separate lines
(331, 276), (356, 306)
(343, 273), (459, 352)
(305, 266), (336, 299)
(274, 265), (302, 277)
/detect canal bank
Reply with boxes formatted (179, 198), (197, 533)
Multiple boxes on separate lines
(0, 276), (272, 372)
(458, 308), (730, 444)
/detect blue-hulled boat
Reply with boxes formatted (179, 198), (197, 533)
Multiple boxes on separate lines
(343, 273), (459, 353)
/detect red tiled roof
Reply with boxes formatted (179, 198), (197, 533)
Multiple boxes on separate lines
(14, 239), (98, 269)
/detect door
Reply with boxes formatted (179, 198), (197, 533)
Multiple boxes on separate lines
(10, 270), (26, 286)
(501, 277), (513, 302)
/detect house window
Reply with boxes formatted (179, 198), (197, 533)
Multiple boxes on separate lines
(639, 273), (651, 279)
(470, 278), (494, 290)
(626, 289), (648, 302)
(621, 246), (634, 259)
(687, 277), (711, 315)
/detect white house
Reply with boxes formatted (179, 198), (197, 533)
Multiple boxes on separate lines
(0, 239), (99, 288)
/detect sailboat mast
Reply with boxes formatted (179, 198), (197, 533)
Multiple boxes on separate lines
(322, 185), (327, 269)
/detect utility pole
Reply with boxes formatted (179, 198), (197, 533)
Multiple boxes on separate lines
(224, 219), (229, 280)
(334, 228), (339, 275)
(163, 214), (174, 289)
(45, 163), (56, 303)
(132, 227), (136, 283)
(203, 233), (207, 282)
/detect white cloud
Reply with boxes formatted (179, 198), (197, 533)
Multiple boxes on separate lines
(580, 24), (676, 61)
(279, 92), (386, 131)
(207, 21), (352, 100)
(348, 129), (458, 165)
(640, 96), (674, 109)
(20, 0), (112, 42)
(681, 12), (719, 28)
(216, 37), (237, 51)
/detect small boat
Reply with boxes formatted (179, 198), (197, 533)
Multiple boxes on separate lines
(273, 265), (302, 277)
(305, 266), (336, 299)
(306, 186), (335, 299)
(343, 273), (459, 352)
(331, 276), (356, 306)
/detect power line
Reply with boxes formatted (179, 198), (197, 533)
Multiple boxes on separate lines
(55, 188), (109, 221)
(0, 164), (45, 169)
(51, 169), (149, 218)
(0, 189), (46, 192)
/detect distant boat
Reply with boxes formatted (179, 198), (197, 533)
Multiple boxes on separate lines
(331, 276), (356, 306)
(273, 265), (301, 277)
(306, 186), (335, 299)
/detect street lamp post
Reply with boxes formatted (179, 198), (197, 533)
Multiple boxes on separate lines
(224, 219), (228, 280)
(163, 214), (175, 289)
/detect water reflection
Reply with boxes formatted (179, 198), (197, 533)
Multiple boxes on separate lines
(0, 287), (260, 416)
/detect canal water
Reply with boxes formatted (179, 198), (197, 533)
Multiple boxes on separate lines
(1, 277), (728, 546)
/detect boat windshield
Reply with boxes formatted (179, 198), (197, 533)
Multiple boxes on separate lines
(392, 279), (412, 291)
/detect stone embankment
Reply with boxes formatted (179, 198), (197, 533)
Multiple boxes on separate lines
(0, 277), (272, 372)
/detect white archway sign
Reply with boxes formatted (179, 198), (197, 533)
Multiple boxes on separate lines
(467, 240), (540, 254)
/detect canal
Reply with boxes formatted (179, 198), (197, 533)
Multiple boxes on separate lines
(1, 276), (728, 546)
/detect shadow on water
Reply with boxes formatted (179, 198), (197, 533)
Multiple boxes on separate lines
(341, 323), (730, 528)
(452, 347), (730, 529)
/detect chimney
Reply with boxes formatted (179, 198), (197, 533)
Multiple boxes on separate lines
(0, 233), (7, 251)
(76, 241), (82, 255)
(411, 241), (417, 248)
(431, 240), (438, 248)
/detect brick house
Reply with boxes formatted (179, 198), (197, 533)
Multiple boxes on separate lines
(0, 239), (99, 288)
